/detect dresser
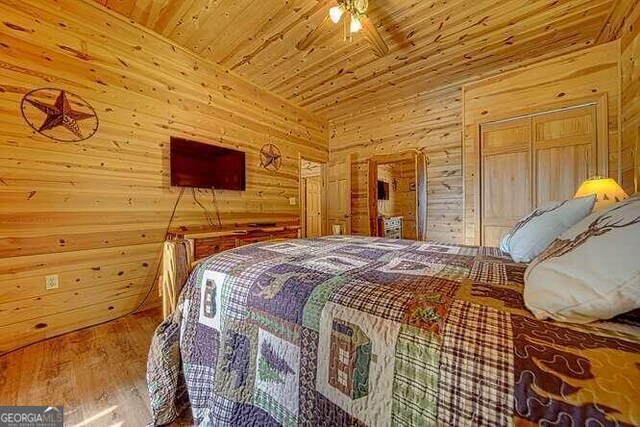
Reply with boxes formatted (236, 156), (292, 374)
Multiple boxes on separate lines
(378, 216), (403, 239)
(168, 223), (301, 261)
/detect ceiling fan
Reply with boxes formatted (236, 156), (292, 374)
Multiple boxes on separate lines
(296, 0), (389, 57)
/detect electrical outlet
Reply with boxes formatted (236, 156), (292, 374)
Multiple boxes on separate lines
(289, 197), (296, 206)
(45, 274), (59, 290)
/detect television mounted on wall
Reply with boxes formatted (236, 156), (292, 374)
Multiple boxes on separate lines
(170, 137), (246, 190)
(378, 180), (390, 200)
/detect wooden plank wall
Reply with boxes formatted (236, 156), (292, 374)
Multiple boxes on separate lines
(330, 88), (463, 243)
(463, 42), (621, 245)
(620, 3), (640, 195)
(301, 159), (322, 178)
(0, 0), (327, 353)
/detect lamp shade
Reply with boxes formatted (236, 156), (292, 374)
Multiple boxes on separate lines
(350, 18), (362, 33)
(574, 176), (628, 211)
(329, 6), (343, 23)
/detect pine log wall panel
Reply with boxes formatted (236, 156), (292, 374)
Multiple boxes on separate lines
(620, 2), (640, 196)
(463, 42), (621, 245)
(330, 88), (463, 243)
(0, 0), (328, 353)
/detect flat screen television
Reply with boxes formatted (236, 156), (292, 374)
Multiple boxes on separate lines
(378, 180), (390, 200)
(170, 137), (246, 190)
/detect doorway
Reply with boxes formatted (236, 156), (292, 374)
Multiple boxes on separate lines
(368, 151), (428, 240)
(300, 158), (327, 238)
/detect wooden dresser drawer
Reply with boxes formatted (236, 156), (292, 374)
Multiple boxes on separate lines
(384, 218), (401, 228)
(236, 233), (273, 246)
(381, 216), (403, 239)
(194, 237), (237, 259)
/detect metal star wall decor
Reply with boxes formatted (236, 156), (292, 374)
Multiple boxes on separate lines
(259, 143), (283, 171)
(20, 88), (99, 142)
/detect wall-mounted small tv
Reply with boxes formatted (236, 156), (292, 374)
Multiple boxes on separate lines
(170, 137), (246, 190)
(378, 180), (390, 200)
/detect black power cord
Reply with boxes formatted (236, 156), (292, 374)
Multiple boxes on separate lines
(131, 186), (186, 313)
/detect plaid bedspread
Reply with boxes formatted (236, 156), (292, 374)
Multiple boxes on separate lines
(147, 236), (640, 426)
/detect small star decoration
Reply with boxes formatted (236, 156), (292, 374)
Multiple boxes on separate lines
(24, 90), (95, 140)
(260, 144), (283, 171)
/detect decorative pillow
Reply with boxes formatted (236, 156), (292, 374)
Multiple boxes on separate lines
(524, 197), (640, 323)
(499, 232), (511, 254)
(502, 195), (596, 263)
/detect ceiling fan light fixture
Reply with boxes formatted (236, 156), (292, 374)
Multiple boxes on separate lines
(350, 17), (362, 33)
(329, 6), (344, 24)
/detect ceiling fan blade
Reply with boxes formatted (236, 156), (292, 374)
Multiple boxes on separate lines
(296, 14), (333, 51)
(360, 15), (389, 57)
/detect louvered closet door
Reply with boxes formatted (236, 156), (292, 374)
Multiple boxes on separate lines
(533, 105), (598, 206)
(480, 118), (533, 247)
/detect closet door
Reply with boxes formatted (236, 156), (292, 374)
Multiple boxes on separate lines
(533, 105), (598, 205)
(479, 104), (601, 247)
(480, 118), (532, 247)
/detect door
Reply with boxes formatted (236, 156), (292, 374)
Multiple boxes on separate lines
(304, 176), (322, 238)
(479, 104), (599, 247)
(533, 105), (597, 205)
(328, 156), (352, 234)
(480, 118), (533, 247)
(366, 152), (425, 240)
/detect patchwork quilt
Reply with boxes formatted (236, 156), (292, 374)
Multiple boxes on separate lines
(147, 236), (640, 426)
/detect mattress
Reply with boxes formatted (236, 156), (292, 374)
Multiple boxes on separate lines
(147, 236), (640, 426)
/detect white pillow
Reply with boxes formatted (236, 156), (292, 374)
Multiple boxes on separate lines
(499, 232), (511, 254)
(502, 195), (596, 263)
(524, 197), (640, 323)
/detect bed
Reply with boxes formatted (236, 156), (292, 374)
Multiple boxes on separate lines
(147, 236), (640, 426)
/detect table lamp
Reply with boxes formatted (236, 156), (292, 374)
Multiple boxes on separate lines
(574, 176), (628, 211)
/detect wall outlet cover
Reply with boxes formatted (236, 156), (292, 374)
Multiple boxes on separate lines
(45, 274), (59, 290)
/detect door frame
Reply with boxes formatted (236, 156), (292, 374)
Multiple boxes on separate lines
(299, 155), (328, 237)
(367, 151), (424, 238)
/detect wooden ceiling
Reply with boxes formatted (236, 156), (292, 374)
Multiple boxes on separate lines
(95, 0), (621, 119)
